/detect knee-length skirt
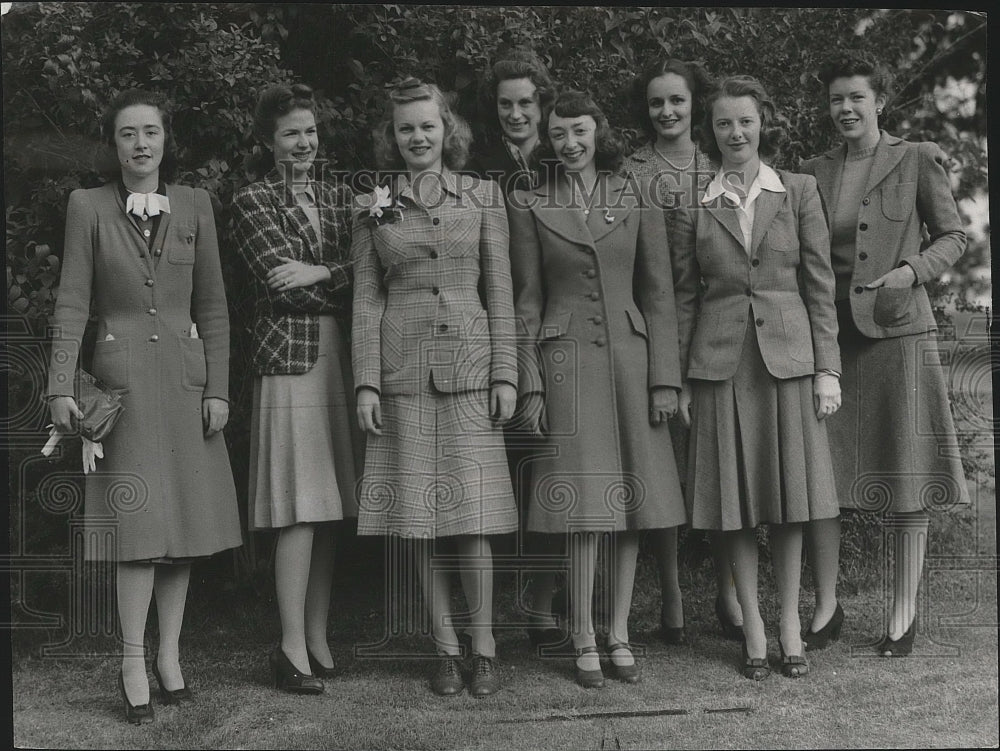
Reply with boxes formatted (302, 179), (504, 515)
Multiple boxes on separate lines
(249, 316), (361, 529)
(687, 320), (840, 531)
(827, 301), (969, 513)
(356, 379), (518, 538)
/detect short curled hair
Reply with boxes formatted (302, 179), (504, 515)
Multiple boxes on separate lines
(701, 75), (786, 163)
(373, 78), (472, 171)
(249, 83), (317, 178)
(817, 52), (894, 101)
(101, 88), (177, 180)
(477, 47), (555, 138)
(630, 58), (714, 143)
(537, 90), (624, 175)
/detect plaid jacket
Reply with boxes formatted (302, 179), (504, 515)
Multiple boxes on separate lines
(231, 169), (353, 375)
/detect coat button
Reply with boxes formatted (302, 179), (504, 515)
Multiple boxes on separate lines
(585, 269), (597, 278)
(858, 252), (868, 260)
(432, 286), (440, 295)
(145, 278), (154, 286)
(430, 250), (438, 259)
(751, 258), (760, 267)
(432, 217), (440, 226)
(855, 286), (865, 294)
(143, 229), (151, 238)
(862, 197), (870, 206)
(592, 316), (603, 325)
(589, 292), (599, 301)
(756, 318), (764, 327)
(439, 324), (448, 333)
(594, 337), (606, 347)
(745, 288), (752, 297)
(859, 222), (868, 231)
(149, 334), (159, 342)
(148, 308), (157, 315)
(153, 249), (162, 257)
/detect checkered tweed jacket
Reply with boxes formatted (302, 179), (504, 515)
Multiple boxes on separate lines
(351, 170), (517, 396)
(231, 169), (353, 375)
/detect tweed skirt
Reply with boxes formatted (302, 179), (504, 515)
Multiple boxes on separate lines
(827, 301), (969, 513)
(356, 379), (518, 538)
(249, 317), (360, 530)
(687, 320), (840, 531)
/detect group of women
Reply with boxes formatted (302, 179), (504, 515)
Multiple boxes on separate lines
(46, 46), (968, 720)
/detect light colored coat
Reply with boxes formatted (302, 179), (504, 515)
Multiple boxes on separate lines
(47, 183), (242, 561)
(800, 131), (966, 338)
(673, 169), (841, 381)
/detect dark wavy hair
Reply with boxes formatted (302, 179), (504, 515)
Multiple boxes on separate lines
(630, 58), (714, 143)
(537, 90), (624, 176)
(701, 75), (786, 163)
(101, 88), (177, 181)
(373, 78), (472, 171)
(249, 83), (317, 178)
(477, 47), (556, 141)
(817, 51), (894, 101)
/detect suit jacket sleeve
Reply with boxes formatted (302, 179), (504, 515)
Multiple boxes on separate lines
(190, 188), (231, 401)
(506, 190), (546, 398)
(795, 175), (841, 374)
(479, 179), (518, 388)
(47, 189), (94, 397)
(350, 203), (386, 395)
(670, 204), (701, 379)
(904, 142), (967, 285)
(633, 180), (682, 390)
(230, 184), (337, 314)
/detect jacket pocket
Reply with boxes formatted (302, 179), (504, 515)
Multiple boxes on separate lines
(539, 311), (573, 340)
(168, 222), (197, 265)
(380, 314), (405, 372)
(179, 336), (207, 391)
(779, 308), (814, 363)
(91, 338), (130, 391)
(880, 182), (917, 222)
(625, 308), (648, 339)
(873, 286), (914, 328)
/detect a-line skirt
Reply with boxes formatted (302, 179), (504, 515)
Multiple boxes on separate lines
(686, 320), (840, 531)
(249, 316), (361, 529)
(827, 301), (969, 514)
(356, 378), (518, 539)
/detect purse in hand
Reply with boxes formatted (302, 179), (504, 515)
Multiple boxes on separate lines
(74, 370), (124, 442)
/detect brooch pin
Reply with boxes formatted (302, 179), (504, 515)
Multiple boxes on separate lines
(604, 209), (615, 224)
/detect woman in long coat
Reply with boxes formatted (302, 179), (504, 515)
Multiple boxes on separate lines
(509, 90), (686, 688)
(47, 89), (241, 722)
(799, 53), (968, 656)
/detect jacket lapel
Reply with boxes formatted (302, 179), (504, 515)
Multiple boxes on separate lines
(749, 189), (785, 256)
(528, 180), (594, 250)
(704, 201), (745, 250)
(865, 131), (907, 195)
(151, 184), (175, 269)
(812, 145), (844, 219)
(588, 174), (638, 244)
(266, 170), (320, 262)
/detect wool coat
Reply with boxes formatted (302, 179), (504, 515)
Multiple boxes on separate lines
(800, 131), (967, 339)
(672, 169), (841, 381)
(508, 173), (686, 533)
(230, 169), (354, 374)
(47, 183), (242, 561)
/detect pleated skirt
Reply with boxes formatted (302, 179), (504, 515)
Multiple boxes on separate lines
(249, 316), (361, 529)
(687, 320), (840, 531)
(828, 301), (969, 513)
(356, 379), (518, 539)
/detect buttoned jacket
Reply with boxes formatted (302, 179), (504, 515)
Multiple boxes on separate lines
(800, 131), (966, 338)
(351, 170), (517, 396)
(230, 169), (353, 375)
(673, 168), (840, 381)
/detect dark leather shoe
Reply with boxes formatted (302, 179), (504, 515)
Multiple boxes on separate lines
(118, 669), (155, 725)
(151, 658), (193, 705)
(430, 656), (465, 696)
(469, 655), (501, 698)
(269, 648), (324, 694)
(878, 621), (916, 657)
(716, 596), (745, 642)
(306, 648), (337, 679)
(574, 645), (605, 689)
(778, 639), (808, 678)
(803, 603), (844, 652)
(606, 642), (642, 684)
(740, 642), (770, 681)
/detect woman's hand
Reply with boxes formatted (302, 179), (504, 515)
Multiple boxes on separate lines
(649, 386), (678, 426)
(866, 264), (916, 289)
(202, 397), (230, 436)
(678, 382), (693, 428)
(356, 387), (383, 436)
(490, 383), (517, 424)
(49, 396), (82, 433)
(813, 373), (842, 420)
(267, 257), (331, 292)
(513, 392), (546, 436)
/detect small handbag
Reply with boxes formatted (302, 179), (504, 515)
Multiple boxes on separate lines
(74, 370), (124, 442)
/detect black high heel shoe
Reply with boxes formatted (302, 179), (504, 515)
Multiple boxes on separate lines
(803, 603), (844, 652)
(878, 621), (916, 657)
(715, 596), (745, 642)
(269, 647), (324, 694)
(151, 657), (193, 705)
(118, 669), (155, 724)
(778, 639), (808, 678)
(306, 648), (337, 679)
(740, 642), (770, 681)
